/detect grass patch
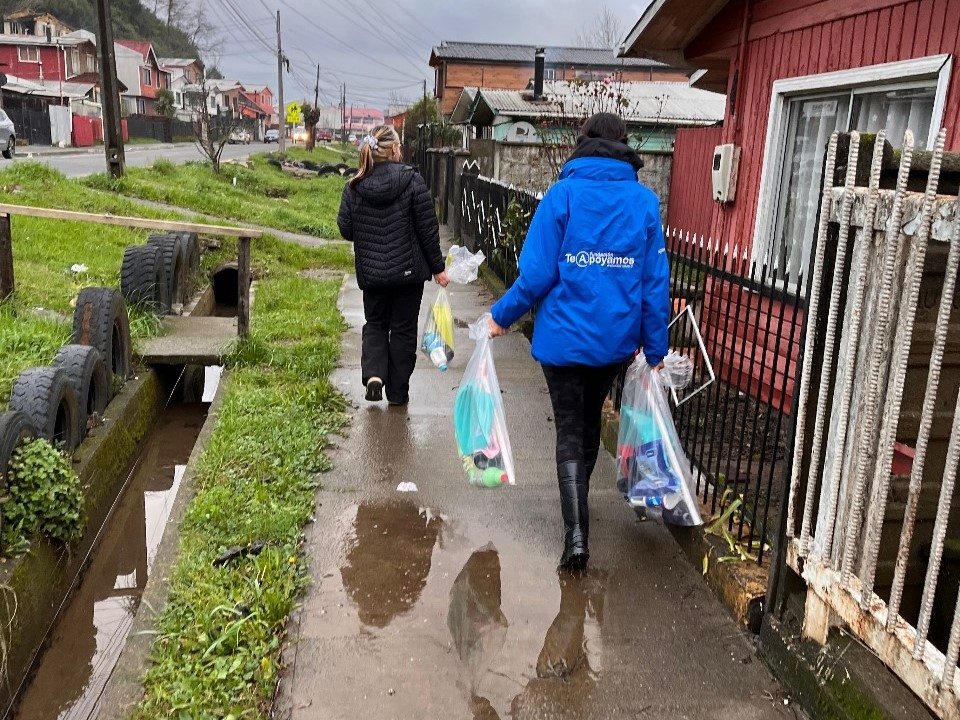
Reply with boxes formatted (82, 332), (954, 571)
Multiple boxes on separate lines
(85, 155), (348, 238)
(127, 137), (163, 145)
(133, 242), (348, 718)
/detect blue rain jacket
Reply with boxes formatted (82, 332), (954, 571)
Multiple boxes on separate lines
(491, 152), (670, 367)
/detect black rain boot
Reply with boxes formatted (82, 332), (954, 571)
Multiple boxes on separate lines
(558, 461), (589, 571)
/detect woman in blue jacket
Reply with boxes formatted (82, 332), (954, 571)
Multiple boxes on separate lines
(489, 113), (670, 570)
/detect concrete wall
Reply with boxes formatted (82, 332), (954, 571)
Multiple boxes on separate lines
(465, 139), (674, 222)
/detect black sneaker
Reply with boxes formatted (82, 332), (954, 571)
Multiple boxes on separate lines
(365, 378), (383, 402)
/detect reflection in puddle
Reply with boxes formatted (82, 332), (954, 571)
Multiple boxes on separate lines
(340, 501), (442, 628)
(445, 551), (607, 720)
(13, 398), (208, 720)
(447, 545), (509, 707)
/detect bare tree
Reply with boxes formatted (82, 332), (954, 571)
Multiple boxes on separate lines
(575, 6), (625, 49)
(188, 2), (223, 58)
(191, 78), (242, 174)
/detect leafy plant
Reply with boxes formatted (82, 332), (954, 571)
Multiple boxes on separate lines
(155, 88), (176, 119)
(3, 439), (85, 549)
(701, 488), (771, 574)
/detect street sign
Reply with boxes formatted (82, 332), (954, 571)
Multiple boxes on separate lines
(286, 101), (302, 124)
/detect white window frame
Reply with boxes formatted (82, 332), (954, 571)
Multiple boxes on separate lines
(752, 54), (953, 275)
(544, 68), (556, 82)
(17, 46), (40, 63)
(142, 67), (152, 86)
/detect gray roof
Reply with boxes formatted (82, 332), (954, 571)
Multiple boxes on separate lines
(431, 42), (667, 68)
(159, 57), (200, 67)
(471, 81), (725, 126)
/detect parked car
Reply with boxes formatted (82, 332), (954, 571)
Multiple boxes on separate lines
(317, 130), (333, 143)
(228, 128), (251, 145)
(348, 133), (358, 145)
(0, 110), (16, 159)
(291, 126), (308, 143)
(264, 128), (280, 144)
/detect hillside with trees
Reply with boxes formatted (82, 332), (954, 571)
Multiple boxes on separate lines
(0, 1), (211, 58)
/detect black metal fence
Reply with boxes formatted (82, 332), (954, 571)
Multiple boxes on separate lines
(126, 114), (254, 144)
(6, 106), (52, 146)
(456, 169), (803, 563)
(460, 171), (540, 288)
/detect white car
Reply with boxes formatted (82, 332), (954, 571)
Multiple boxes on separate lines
(228, 128), (251, 144)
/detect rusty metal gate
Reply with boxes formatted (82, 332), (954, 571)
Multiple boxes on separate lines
(787, 128), (960, 719)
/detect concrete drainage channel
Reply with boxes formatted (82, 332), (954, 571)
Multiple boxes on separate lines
(11, 366), (223, 720)
(0, 234), (243, 718)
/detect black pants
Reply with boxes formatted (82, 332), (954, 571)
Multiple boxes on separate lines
(361, 284), (424, 403)
(542, 364), (623, 481)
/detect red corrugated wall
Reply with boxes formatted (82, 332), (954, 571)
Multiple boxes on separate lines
(666, 126), (724, 238)
(694, 0), (960, 254)
(663, 0), (960, 414)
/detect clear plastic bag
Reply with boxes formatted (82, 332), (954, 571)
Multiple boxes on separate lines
(616, 352), (702, 526)
(420, 288), (455, 371)
(454, 314), (516, 487)
(446, 245), (486, 285)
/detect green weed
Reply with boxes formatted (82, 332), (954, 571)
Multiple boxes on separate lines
(3, 439), (85, 550)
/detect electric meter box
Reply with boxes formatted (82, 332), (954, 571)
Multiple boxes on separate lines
(712, 144), (740, 203)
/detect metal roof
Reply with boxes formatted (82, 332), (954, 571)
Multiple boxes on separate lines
(158, 57), (200, 67)
(431, 42), (667, 68)
(449, 87), (479, 124)
(470, 81), (725, 126)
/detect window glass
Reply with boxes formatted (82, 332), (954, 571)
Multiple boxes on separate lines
(769, 82), (937, 279)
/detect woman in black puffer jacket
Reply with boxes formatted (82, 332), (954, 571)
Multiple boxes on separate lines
(337, 124), (448, 406)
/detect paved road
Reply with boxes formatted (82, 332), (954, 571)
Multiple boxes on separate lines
(274, 230), (793, 720)
(8, 141), (271, 178)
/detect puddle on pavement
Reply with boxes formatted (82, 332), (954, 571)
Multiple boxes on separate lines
(330, 498), (607, 719)
(12, 366), (222, 720)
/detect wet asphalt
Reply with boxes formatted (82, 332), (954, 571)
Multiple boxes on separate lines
(274, 267), (792, 720)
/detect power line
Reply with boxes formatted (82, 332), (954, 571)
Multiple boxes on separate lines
(276, 0), (423, 82)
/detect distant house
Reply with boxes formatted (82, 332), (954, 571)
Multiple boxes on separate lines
(243, 84), (276, 128)
(2, 9), (72, 39)
(463, 80), (724, 151)
(345, 106), (385, 136)
(115, 40), (171, 116)
(159, 57), (205, 120)
(430, 42), (690, 115)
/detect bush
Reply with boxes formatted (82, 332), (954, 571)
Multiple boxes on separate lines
(3, 439), (85, 550)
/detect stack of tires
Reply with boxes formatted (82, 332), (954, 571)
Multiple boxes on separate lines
(0, 288), (134, 495)
(120, 232), (201, 314)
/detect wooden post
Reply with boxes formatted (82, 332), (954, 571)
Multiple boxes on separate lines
(0, 213), (12, 300)
(238, 237), (251, 339)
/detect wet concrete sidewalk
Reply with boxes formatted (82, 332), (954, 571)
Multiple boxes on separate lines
(275, 269), (794, 720)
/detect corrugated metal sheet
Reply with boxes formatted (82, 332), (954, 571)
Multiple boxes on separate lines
(472, 81), (725, 125)
(432, 42), (665, 67)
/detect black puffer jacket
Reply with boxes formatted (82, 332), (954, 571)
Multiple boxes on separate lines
(337, 162), (444, 290)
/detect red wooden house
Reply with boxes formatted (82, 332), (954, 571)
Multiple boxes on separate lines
(623, 0), (959, 415)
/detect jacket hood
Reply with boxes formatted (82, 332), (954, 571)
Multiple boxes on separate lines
(353, 161), (416, 205)
(561, 138), (644, 181)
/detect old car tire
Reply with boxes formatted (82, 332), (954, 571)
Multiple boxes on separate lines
(2, 136), (14, 160)
(173, 232), (201, 302)
(71, 287), (133, 387)
(121, 244), (168, 313)
(53, 345), (110, 441)
(10, 368), (81, 452)
(147, 234), (183, 309)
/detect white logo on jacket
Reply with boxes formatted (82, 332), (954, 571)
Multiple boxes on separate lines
(565, 251), (636, 269)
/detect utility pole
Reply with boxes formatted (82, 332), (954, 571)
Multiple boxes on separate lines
(313, 64), (320, 110)
(340, 83), (345, 144)
(95, 0), (125, 177)
(276, 10), (285, 154)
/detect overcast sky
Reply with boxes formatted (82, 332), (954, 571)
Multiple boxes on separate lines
(212, 1), (653, 111)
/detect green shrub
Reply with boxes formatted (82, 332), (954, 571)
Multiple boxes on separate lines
(3, 439), (85, 550)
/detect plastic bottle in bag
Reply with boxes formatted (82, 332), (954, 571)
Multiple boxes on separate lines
(423, 331), (450, 371)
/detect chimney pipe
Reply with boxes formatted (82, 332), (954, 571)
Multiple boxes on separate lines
(534, 47), (545, 100)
